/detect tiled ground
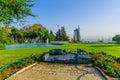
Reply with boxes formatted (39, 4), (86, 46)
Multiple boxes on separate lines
(7, 63), (106, 80)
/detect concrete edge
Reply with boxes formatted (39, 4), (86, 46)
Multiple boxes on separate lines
(6, 62), (37, 80)
(95, 66), (112, 80)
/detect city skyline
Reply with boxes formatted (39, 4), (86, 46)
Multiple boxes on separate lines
(15, 0), (120, 41)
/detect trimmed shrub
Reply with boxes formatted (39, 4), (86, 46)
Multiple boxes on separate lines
(89, 52), (120, 78)
(0, 42), (5, 50)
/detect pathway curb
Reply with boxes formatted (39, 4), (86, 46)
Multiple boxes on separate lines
(6, 63), (37, 80)
(95, 66), (112, 80)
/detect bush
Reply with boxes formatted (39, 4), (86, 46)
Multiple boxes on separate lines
(116, 58), (120, 63)
(89, 52), (120, 77)
(0, 54), (39, 80)
(0, 42), (5, 50)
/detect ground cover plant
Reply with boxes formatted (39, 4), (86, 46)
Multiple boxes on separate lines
(89, 52), (120, 77)
(0, 55), (38, 80)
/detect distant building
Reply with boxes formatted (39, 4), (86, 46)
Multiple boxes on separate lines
(74, 26), (81, 42)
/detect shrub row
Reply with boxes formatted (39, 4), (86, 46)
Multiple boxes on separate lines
(0, 54), (42, 80)
(89, 52), (120, 78)
(0, 42), (5, 50)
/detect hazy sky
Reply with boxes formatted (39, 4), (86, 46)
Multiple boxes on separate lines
(22, 0), (120, 41)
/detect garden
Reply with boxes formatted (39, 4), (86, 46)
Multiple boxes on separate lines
(0, 0), (120, 79)
(0, 43), (120, 79)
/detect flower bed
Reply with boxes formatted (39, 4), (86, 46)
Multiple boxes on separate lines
(89, 52), (120, 78)
(0, 55), (39, 80)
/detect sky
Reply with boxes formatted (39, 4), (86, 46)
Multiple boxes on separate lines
(20, 0), (120, 41)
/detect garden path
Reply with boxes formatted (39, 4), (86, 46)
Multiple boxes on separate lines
(7, 63), (108, 80)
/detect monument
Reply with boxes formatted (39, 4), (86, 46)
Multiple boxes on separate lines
(43, 49), (91, 64)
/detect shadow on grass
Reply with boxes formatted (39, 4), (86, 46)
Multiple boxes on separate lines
(90, 45), (119, 47)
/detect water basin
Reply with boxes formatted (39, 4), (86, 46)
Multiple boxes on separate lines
(6, 43), (64, 49)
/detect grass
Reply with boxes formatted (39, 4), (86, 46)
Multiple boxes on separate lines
(0, 43), (120, 67)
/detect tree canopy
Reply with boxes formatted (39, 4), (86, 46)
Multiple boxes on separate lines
(49, 30), (55, 41)
(112, 34), (120, 43)
(0, 0), (36, 24)
(0, 27), (13, 44)
(0, 24), (70, 44)
(55, 26), (69, 41)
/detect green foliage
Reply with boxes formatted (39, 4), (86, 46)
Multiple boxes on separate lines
(112, 34), (120, 43)
(49, 30), (55, 42)
(0, 42), (5, 50)
(0, 23), (56, 45)
(55, 26), (69, 41)
(61, 27), (69, 41)
(22, 23), (49, 43)
(116, 58), (120, 63)
(0, 55), (39, 80)
(55, 29), (61, 41)
(90, 52), (120, 77)
(0, 0), (36, 24)
(43, 31), (49, 42)
(0, 24), (69, 44)
(0, 27), (14, 44)
(0, 68), (12, 80)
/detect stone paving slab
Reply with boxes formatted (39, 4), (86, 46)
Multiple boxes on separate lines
(7, 63), (108, 80)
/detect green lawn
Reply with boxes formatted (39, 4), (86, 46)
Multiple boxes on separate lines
(0, 43), (120, 67)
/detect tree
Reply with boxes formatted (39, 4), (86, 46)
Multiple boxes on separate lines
(11, 27), (19, 40)
(55, 26), (69, 41)
(112, 34), (120, 43)
(43, 31), (49, 43)
(61, 26), (69, 41)
(55, 29), (61, 41)
(49, 30), (55, 42)
(0, 0), (36, 24)
(0, 23), (53, 44)
(11, 27), (24, 43)
(0, 27), (13, 44)
(21, 23), (49, 43)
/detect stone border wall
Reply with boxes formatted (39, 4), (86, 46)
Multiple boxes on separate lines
(95, 66), (112, 80)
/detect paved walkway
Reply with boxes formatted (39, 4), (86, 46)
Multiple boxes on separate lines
(7, 63), (107, 80)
